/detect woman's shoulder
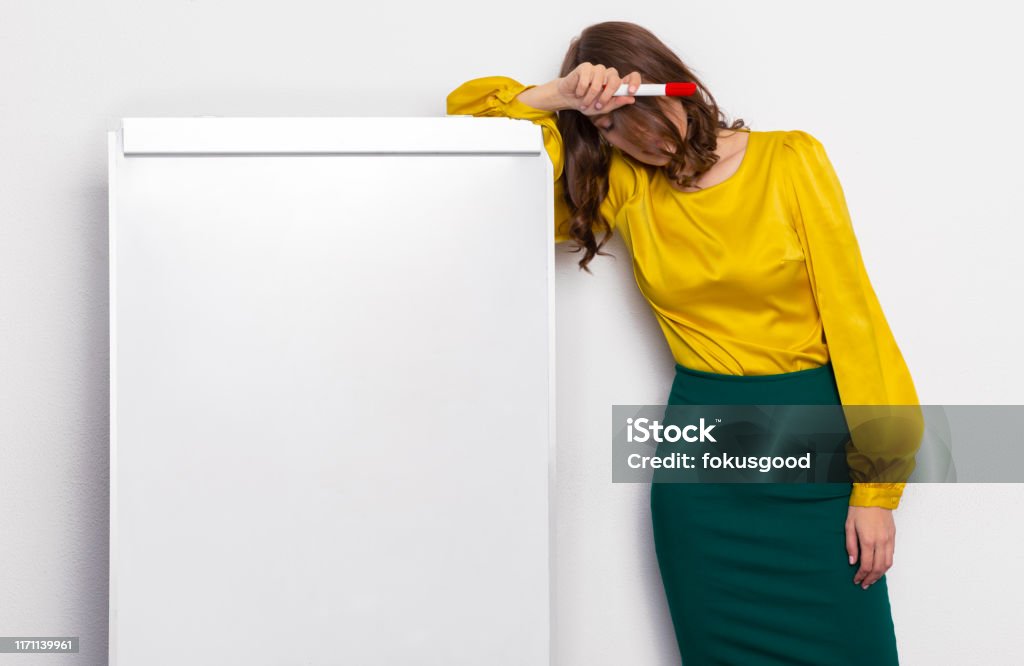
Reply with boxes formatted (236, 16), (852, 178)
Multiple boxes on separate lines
(711, 128), (824, 171)
(749, 129), (831, 174)
(774, 128), (828, 156)
(745, 128), (824, 148)
(608, 148), (650, 202)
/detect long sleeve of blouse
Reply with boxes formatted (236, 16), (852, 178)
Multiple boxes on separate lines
(781, 131), (924, 509)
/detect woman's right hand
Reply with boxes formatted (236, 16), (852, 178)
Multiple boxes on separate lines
(557, 63), (642, 116)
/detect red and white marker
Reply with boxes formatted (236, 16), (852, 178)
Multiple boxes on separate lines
(611, 82), (697, 97)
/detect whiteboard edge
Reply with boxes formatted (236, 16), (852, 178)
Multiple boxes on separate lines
(544, 141), (556, 666)
(107, 128), (120, 666)
(120, 116), (546, 155)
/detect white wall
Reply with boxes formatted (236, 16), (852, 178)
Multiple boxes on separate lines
(0, 1), (1021, 664)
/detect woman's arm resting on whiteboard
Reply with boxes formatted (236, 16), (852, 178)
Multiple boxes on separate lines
(445, 69), (640, 244)
(446, 76), (574, 242)
(515, 80), (569, 112)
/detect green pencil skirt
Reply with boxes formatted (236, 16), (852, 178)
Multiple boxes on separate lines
(649, 360), (900, 665)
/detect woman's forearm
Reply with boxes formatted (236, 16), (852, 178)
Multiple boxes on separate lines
(516, 79), (570, 112)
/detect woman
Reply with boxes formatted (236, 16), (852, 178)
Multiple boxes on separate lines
(447, 21), (922, 665)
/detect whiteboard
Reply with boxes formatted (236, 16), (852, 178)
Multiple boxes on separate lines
(108, 117), (556, 665)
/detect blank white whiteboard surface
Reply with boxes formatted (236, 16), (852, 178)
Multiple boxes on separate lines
(108, 117), (556, 666)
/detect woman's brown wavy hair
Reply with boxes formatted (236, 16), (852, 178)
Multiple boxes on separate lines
(557, 21), (748, 272)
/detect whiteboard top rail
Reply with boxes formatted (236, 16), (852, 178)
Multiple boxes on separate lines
(118, 117), (546, 155)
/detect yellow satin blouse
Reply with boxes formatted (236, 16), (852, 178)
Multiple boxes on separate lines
(447, 76), (923, 509)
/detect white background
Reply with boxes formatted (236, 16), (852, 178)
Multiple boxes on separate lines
(1, 1), (1021, 664)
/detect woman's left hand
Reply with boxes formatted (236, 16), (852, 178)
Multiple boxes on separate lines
(845, 506), (896, 589)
